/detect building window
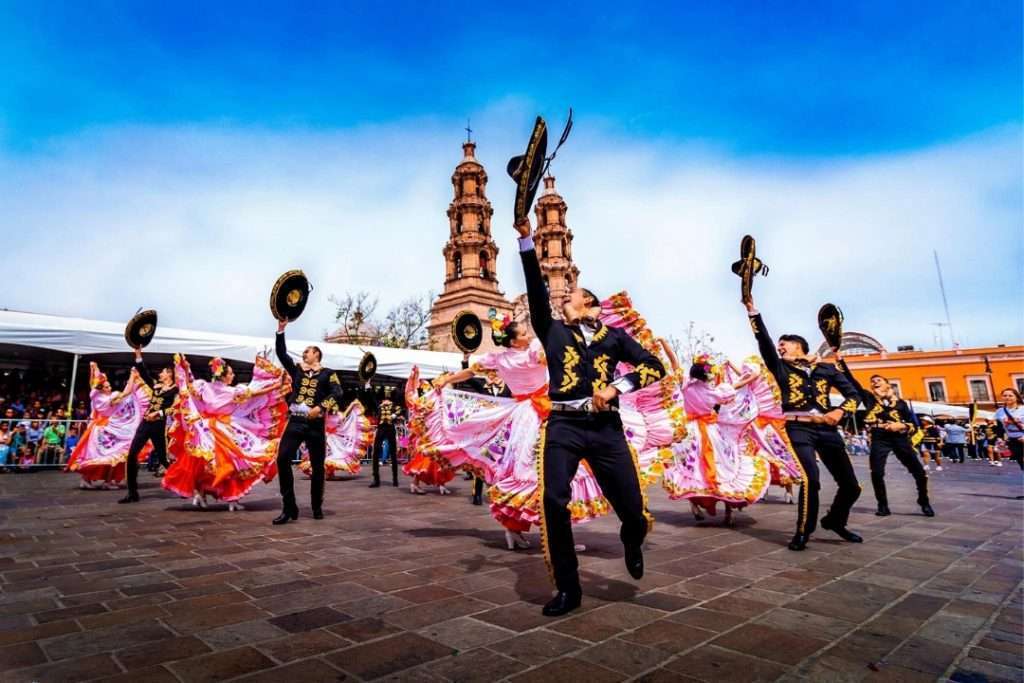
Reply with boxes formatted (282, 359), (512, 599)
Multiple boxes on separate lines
(926, 379), (946, 403)
(479, 250), (490, 279)
(1012, 374), (1024, 396)
(542, 241), (549, 259)
(967, 377), (991, 403)
(888, 379), (902, 398)
(454, 253), (462, 279)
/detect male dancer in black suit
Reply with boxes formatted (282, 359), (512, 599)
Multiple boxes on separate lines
(515, 216), (665, 617)
(273, 319), (343, 524)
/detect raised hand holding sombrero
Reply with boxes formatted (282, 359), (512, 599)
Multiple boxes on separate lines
(731, 235), (769, 306)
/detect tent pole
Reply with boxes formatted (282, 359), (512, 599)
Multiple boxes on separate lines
(63, 354), (79, 465)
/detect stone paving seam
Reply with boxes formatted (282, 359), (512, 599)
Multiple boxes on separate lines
(941, 580), (1024, 681)
(616, 510), (999, 681)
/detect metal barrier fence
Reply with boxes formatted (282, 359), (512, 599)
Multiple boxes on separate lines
(0, 418), (413, 470)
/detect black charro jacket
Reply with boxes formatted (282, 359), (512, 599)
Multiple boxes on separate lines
(520, 245), (664, 406)
(748, 312), (859, 417)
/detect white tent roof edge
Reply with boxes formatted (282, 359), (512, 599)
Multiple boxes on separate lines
(0, 309), (467, 379)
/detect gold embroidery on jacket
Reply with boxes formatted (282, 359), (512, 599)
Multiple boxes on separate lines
(636, 364), (662, 388)
(560, 346), (581, 393)
(787, 374), (805, 405)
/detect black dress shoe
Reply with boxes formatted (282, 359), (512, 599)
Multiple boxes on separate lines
(312, 509), (324, 520)
(471, 494), (483, 506)
(272, 509), (298, 525)
(624, 544), (644, 580)
(821, 517), (863, 543)
(920, 503), (935, 517)
(117, 493), (140, 504)
(368, 481), (380, 488)
(788, 533), (809, 551)
(542, 590), (582, 617)
(875, 505), (891, 517)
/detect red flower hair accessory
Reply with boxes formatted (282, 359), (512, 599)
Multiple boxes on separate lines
(488, 308), (512, 344)
(209, 357), (228, 380)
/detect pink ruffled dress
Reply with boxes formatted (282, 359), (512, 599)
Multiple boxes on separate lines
(719, 358), (804, 488)
(661, 377), (769, 514)
(66, 363), (152, 485)
(299, 400), (372, 478)
(163, 355), (287, 502)
(406, 338), (610, 532)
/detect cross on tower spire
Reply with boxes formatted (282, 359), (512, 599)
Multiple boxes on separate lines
(465, 118), (473, 142)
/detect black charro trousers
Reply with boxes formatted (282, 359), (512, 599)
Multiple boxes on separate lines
(541, 412), (649, 594)
(868, 434), (929, 508)
(371, 423), (398, 485)
(784, 423), (861, 536)
(126, 420), (168, 497)
(277, 418), (327, 513)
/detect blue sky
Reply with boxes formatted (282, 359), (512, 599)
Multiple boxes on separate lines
(0, 2), (1021, 356)
(3, 3), (1020, 153)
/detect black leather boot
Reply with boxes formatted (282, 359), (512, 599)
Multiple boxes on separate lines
(542, 590), (582, 617)
(821, 517), (863, 543)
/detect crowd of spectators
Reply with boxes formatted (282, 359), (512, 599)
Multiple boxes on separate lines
(0, 368), (91, 469)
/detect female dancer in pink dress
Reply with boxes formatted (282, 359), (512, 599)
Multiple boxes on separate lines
(299, 399), (373, 479)
(163, 355), (288, 511)
(660, 341), (803, 523)
(719, 357), (805, 505)
(660, 344), (763, 524)
(403, 372), (456, 495)
(411, 315), (609, 551)
(66, 363), (152, 489)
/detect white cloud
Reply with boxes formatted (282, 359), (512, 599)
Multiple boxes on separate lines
(0, 111), (1020, 362)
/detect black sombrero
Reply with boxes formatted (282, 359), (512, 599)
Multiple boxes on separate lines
(270, 270), (312, 322)
(817, 303), (844, 352)
(451, 310), (483, 354)
(507, 109), (573, 224)
(124, 309), (158, 349)
(731, 235), (769, 306)
(507, 117), (547, 224)
(358, 352), (377, 384)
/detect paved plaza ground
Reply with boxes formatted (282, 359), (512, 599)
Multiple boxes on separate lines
(0, 457), (1021, 682)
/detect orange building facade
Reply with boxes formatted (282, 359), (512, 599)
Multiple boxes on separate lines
(842, 345), (1024, 410)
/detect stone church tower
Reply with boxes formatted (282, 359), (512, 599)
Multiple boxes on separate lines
(533, 175), (580, 308)
(428, 140), (513, 353)
(510, 174), (582, 328)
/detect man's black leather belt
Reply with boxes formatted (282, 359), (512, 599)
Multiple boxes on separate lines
(550, 402), (618, 415)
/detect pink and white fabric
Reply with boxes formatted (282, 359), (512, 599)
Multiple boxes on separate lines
(300, 400), (372, 478)
(406, 339), (612, 532)
(66, 363), (151, 485)
(661, 377), (769, 513)
(163, 355), (286, 502)
(720, 357), (804, 486)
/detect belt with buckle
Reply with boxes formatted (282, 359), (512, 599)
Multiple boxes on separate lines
(785, 413), (828, 425)
(550, 400), (618, 415)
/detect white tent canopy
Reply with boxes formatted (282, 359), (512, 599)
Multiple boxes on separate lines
(829, 394), (994, 420)
(0, 309), (468, 379)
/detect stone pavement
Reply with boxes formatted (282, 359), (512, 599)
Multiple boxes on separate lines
(0, 458), (1021, 682)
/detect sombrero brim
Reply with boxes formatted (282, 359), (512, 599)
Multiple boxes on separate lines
(507, 117), (548, 223)
(271, 270), (311, 322)
(451, 311), (483, 353)
(358, 352), (377, 383)
(817, 303), (844, 350)
(125, 310), (158, 349)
